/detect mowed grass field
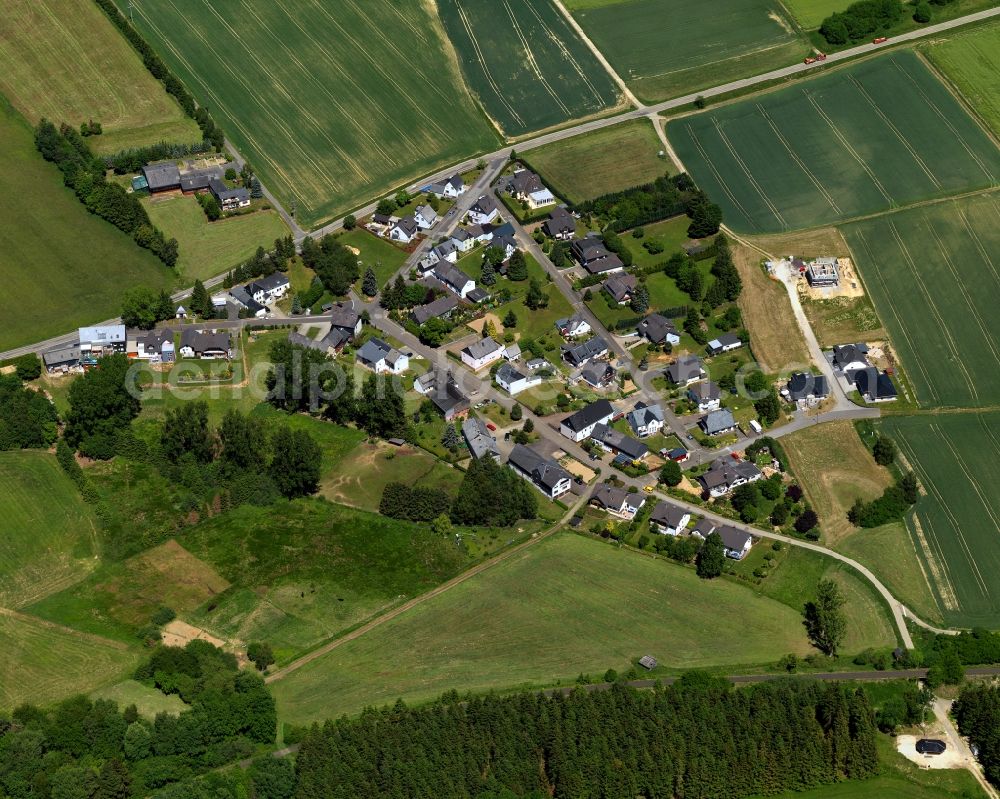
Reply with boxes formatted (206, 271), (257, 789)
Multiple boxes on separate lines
(270, 532), (815, 724)
(0, 610), (138, 711)
(565, 0), (807, 102)
(669, 52), (1000, 234)
(781, 0), (854, 29)
(0, 0), (200, 154)
(926, 22), (1000, 138)
(125, 0), (497, 226)
(841, 192), (1000, 408)
(782, 422), (942, 625)
(524, 119), (669, 202)
(879, 412), (1000, 628)
(436, 0), (622, 137)
(0, 98), (175, 352)
(144, 196), (288, 282)
(0, 452), (100, 609)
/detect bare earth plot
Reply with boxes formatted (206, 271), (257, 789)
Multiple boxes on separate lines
(878, 413), (1000, 629)
(524, 118), (670, 202)
(925, 21), (1000, 139)
(564, 0), (807, 102)
(668, 52), (1000, 234)
(124, 0), (498, 226)
(436, 0), (622, 137)
(0, 0), (200, 154)
(271, 532), (816, 724)
(840, 192), (1000, 409)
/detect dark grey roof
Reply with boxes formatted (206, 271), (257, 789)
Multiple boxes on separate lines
(142, 162), (181, 190)
(543, 206), (576, 237)
(692, 518), (716, 537)
(467, 287), (490, 304)
(42, 344), (81, 366)
(508, 170), (545, 196)
(833, 343), (869, 368)
(701, 409), (736, 435)
(786, 372), (829, 401)
(707, 332), (742, 353)
(393, 216), (419, 236)
(429, 374), (469, 417)
(637, 313), (678, 344)
(495, 362), (527, 385)
(602, 273), (637, 302)
(229, 286), (264, 313)
(562, 399), (616, 433)
(133, 328), (173, 351)
(688, 380), (721, 403)
(699, 457), (762, 491)
(180, 328), (229, 353)
(591, 423), (648, 460)
(463, 337), (501, 361)
(665, 355), (705, 384)
(462, 417), (499, 460)
(650, 501), (688, 529)
(209, 177), (249, 203)
(855, 368), (897, 400)
(716, 525), (752, 553)
(434, 261), (474, 293)
(469, 195), (498, 215)
(356, 337), (393, 365)
(571, 238), (624, 274)
(626, 402), (663, 434)
(328, 302), (360, 332)
(250, 272), (290, 293)
(411, 295), (459, 325)
(562, 336), (608, 366)
(591, 483), (629, 510)
(507, 444), (571, 492)
(580, 361), (614, 386)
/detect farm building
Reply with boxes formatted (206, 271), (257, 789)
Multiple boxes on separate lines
(141, 162), (181, 193)
(209, 178), (250, 211)
(706, 332), (742, 356)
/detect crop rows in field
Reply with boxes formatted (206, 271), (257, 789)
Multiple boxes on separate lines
(879, 413), (1000, 628)
(925, 21), (1000, 139)
(125, 0), (498, 226)
(437, 0), (622, 137)
(668, 52), (1000, 234)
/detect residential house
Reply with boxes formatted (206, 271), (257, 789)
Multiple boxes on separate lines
(462, 417), (500, 461)
(490, 234), (517, 264)
(495, 362), (541, 395)
(356, 337), (409, 375)
(717, 525), (754, 559)
(783, 372), (829, 403)
(507, 444), (572, 499)
(228, 286), (266, 318)
(590, 483), (646, 518)
(179, 329), (230, 359)
(130, 329), (175, 362)
(602, 273), (638, 305)
(691, 518), (716, 539)
(591, 423), (649, 463)
(208, 177), (250, 211)
(855, 368), (898, 403)
(543, 206), (576, 240)
(413, 371), (439, 395)
(389, 216), (419, 243)
(700, 408), (737, 437)
(427, 372), (470, 421)
(649, 501), (691, 536)
(555, 315), (592, 339)
(42, 344), (81, 372)
(580, 361), (615, 388)
(525, 358), (550, 372)
(414, 204), (439, 230)
(706, 332), (743, 356)
(248, 273), (291, 305)
(141, 162), (181, 193)
(688, 380), (722, 412)
(450, 227), (476, 252)
(433, 261), (476, 299)
(665, 355), (706, 386)
(328, 302), (363, 340)
(424, 240), (460, 268)
(626, 402), (664, 438)
(571, 238), (625, 275)
(174, 306), (187, 320)
(426, 174), (465, 198)
(461, 336), (503, 370)
(806, 257), (839, 287)
(410, 295), (459, 326)
(79, 325), (126, 357)
(504, 169), (555, 209)
(698, 457), (763, 498)
(560, 398), (616, 442)
(637, 313), (680, 346)
(467, 195), (499, 225)
(832, 343), (870, 377)
(503, 343), (521, 362)
(562, 336), (608, 368)
(466, 223), (494, 243)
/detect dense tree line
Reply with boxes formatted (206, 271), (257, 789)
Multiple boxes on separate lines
(380, 275), (437, 311)
(92, 0), (225, 149)
(64, 354), (141, 459)
(0, 641), (274, 799)
(300, 235), (360, 296)
(293, 676), (878, 799)
(103, 140), (214, 175)
(704, 233), (742, 306)
(34, 121), (178, 266)
(449, 456), (538, 527)
(955, 684), (1000, 788)
(0, 373), (57, 450)
(120, 286), (176, 329)
(379, 482), (452, 522)
(847, 472), (918, 527)
(819, 0), (902, 44)
(575, 173), (711, 233)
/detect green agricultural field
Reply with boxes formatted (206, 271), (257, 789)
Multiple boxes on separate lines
(0, 611), (138, 711)
(270, 532), (817, 724)
(125, 0), (497, 226)
(436, 0), (622, 137)
(841, 192), (1000, 408)
(879, 412), (1000, 629)
(0, 0), (199, 154)
(781, 0), (852, 29)
(524, 119), (670, 202)
(0, 452), (99, 609)
(926, 22), (1000, 138)
(0, 98), (175, 352)
(669, 52), (1000, 234)
(565, 0), (807, 102)
(144, 196), (288, 282)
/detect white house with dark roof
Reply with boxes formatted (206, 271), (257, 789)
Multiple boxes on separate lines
(688, 381), (722, 412)
(450, 227), (476, 252)
(507, 444), (572, 499)
(543, 206), (576, 240)
(433, 261), (476, 299)
(495, 362), (540, 395)
(43, 344), (82, 372)
(209, 177), (250, 211)
(462, 417), (499, 461)
(603, 273), (638, 305)
(179, 329), (230, 360)
(591, 423), (649, 463)
(637, 313), (680, 346)
(356, 337), (408, 375)
(716, 525), (754, 559)
(590, 484), (646, 518)
(571, 238), (624, 275)
(649, 501), (691, 536)
(855, 368), (898, 403)
(79, 324), (126, 355)
(783, 372), (830, 403)
(467, 195), (499, 225)
(706, 332), (743, 356)
(560, 398), (616, 442)
(414, 204), (439, 230)
(426, 174), (465, 198)
(504, 169), (556, 209)
(700, 408), (737, 437)
(461, 336), (503, 371)
(626, 402), (664, 438)
(665, 355), (706, 386)
(562, 336), (608, 368)
(580, 361), (615, 389)
(389, 216), (419, 243)
(249, 273), (290, 305)
(698, 457), (763, 498)
(555, 315), (591, 339)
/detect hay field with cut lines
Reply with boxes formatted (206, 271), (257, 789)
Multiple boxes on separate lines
(879, 413), (1000, 628)
(124, 0), (498, 226)
(668, 52), (1000, 234)
(437, 0), (622, 137)
(841, 192), (1000, 409)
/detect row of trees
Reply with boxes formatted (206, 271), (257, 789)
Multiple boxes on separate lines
(35, 120), (178, 266)
(293, 677), (878, 798)
(847, 471), (918, 527)
(819, 0), (902, 44)
(955, 684), (1000, 788)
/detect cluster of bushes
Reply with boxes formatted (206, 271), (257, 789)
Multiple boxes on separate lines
(300, 233), (359, 296)
(745, 436), (789, 471)
(575, 173), (719, 236)
(847, 472), (918, 527)
(120, 285), (177, 329)
(379, 482), (452, 522)
(0, 372), (56, 451)
(93, 0), (225, 149)
(293, 677), (878, 798)
(819, 0), (902, 44)
(381, 274), (438, 310)
(0, 640), (275, 797)
(449, 456), (538, 527)
(34, 121), (178, 266)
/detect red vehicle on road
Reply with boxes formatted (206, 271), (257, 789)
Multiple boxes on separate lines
(873, 36), (888, 44)
(804, 56), (816, 64)
(816, 52), (827, 61)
